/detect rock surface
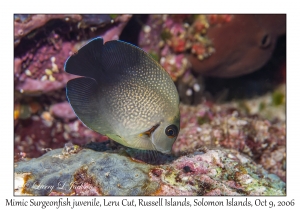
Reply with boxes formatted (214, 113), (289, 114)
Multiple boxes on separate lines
(15, 144), (285, 196)
(174, 85), (286, 181)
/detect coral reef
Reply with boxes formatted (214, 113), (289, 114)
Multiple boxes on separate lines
(14, 113), (108, 160)
(50, 101), (76, 120)
(14, 14), (126, 46)
(15, 144), (285, 196)
(14, 15), (82, 46)
(173, 84), (286, 181)
(139, 14), (194, 81)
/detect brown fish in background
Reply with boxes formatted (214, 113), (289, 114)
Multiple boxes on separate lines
(188, 14), (286, 77)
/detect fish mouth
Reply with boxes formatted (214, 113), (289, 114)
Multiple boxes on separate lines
(151, 142), (171, 154)
(150, 131), (172, 154)
(146, 122), (172, 154)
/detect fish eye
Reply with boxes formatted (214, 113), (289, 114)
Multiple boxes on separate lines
(260, 34), (271, 48)
(165, 124), (179, 138)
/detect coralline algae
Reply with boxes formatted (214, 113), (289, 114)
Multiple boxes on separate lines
(15, 145), (285, 196)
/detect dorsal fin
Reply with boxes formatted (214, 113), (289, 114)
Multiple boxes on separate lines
(64, 38), (104, 80)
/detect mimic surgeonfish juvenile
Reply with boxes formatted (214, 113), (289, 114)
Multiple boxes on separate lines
(65, 37), (180, 154)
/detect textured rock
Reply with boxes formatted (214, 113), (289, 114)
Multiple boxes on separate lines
(15, 146), (159, 195)
(15, 144), (285, 196)
(50, 101), (77, 120)
(173, 85), (286, 181)
(14, 14), (82, 46)
(14, 112), (108, 159)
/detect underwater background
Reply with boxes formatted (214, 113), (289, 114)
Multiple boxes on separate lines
(14, 14), (286, 195)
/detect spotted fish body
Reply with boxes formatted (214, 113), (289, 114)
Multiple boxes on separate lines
(65, 37), (180, 154)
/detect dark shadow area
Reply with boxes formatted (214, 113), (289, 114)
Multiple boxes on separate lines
(119, 14), (149, 45)
(84, 141), (176, 165)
